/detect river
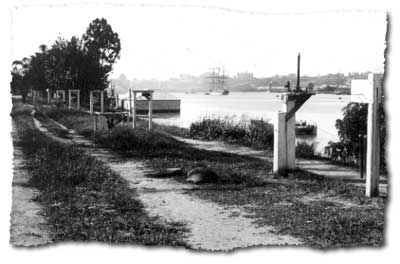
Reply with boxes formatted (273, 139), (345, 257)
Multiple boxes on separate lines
(153, 92), (350, 153)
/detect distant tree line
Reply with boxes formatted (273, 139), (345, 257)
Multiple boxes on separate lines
(11, 18), (121, 104)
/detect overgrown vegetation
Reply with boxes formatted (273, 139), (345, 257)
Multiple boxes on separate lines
(329, 102), (387, 172)
(12, 107), (187, 246)
(187, 117), (274, 150)
(296, 142), (316, 159)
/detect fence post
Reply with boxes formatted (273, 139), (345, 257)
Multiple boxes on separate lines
(365, 73), (382, 197)
(148, 92), (153, 131)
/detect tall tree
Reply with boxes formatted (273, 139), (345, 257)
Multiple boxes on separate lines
(82, 18), (121, 74)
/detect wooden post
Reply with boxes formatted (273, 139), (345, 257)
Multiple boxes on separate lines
(100, 91), (104, 113)
(133, 92), (137, 129)
(93, 114), (99, 131)
(68, 90), (72, 109)
(129, 89), (132, 118)
(148, 92), (153, 131)
(282, 96), (296, 170)
(366, 73), (382, 197)
(47, 90), (50, 104)
(77, 90), (80, 109)
(90, 91), (94, 114)
(359, 135), (364, 179)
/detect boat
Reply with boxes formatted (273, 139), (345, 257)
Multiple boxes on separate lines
(295, 120), (317, 136)
(206, 67), (229, 95)
(210, 89), (229, 96)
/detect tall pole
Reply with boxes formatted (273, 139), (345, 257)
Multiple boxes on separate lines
(296, 53), (301, 92)
(129, 89), (132, 117)
(90, 91), (94, 114)
(100, 91), (104, 113)
(148, 92), (153, 131)
(133, 92), (137, 129)
(77, 90), (80, 109)
(366, 73), (382, 197)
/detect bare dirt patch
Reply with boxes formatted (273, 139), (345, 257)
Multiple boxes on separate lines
(10, 121), (51, 246)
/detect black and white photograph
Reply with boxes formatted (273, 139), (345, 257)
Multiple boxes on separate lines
(3, 0), (395, 257)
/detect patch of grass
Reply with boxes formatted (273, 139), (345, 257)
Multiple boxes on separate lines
(152, 122), (189, 138)
(193, 170), (385, 248)
(33, 109), (71, 139)
(12, 107), (188, 246)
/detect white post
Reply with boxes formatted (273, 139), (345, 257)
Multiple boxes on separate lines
(283, 99), (296, 170)
(133, 92), (137, 129)
(274, 112), (287, 174)
(129, 89), (132, 117)
(148, 92), (153, 131)
(100, 91), (104, 113)
(68, 90), (72, 109)
(366, 73), (382, 197)
(47, 90), (50, 104)
(90, 91), (94, 114)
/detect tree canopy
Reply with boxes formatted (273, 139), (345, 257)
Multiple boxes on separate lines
(10, 18), (121, 104)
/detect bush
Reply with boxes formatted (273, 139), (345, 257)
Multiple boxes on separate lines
(296, 142), (316, 159)
(92, 126), (182, 154)
(333, 102), (386, 171)
(188, 117), (274, 149)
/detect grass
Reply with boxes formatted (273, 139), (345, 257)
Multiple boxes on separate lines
(11, 105), (188, 246)
(34, 106), (386, 248)
(193, 170), (385, 248)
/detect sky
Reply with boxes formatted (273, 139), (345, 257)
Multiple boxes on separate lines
(10, 2), (387, 80)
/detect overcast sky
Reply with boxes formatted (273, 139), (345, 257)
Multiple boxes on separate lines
(10, 3), (387, 80)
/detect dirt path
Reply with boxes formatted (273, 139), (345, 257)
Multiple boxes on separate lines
(10, 120), (52, 246)
(34, 116), (301, 250)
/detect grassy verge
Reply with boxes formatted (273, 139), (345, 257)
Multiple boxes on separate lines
(12, 106), (188, 246)
(192, 170), (385, 248)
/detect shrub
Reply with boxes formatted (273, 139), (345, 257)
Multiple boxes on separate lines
(296, 142), (316, 159)
(188, 117), (274, 149)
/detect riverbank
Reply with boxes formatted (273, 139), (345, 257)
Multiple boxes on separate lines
(32, 106), (386, 248)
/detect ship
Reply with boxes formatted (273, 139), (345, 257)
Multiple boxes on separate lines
(205, 67), (229, 95)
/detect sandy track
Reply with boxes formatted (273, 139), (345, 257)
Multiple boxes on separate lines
(10, 121), (51, 246)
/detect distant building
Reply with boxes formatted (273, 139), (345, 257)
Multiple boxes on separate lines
(236, 71), (254, 80)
